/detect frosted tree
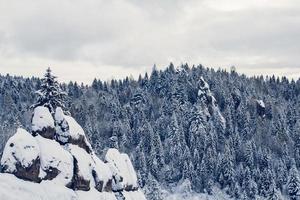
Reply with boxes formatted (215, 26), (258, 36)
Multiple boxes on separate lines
(144, 173), (163, 200)
(31, 67), (67, 113)
(267, 180), (281, 200)
(243, 166), (257, 199)
(274, 159), (287, 192)
(259, 168), (275, 197)
(136, 145), (148, 187)
(287, 164), (300, 200)
(219, 142), (235, 189)
(294, 121), (300, 167)
(149, 126), (164, 180)
(244, 141), (255, 170)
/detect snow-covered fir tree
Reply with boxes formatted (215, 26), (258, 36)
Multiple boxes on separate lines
(287, 163), (300, 200)
(31, 67), (67, 113)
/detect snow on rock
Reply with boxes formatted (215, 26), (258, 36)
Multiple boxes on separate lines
(65, 116), (85, 140)
(55, 107), (70, 144)
(255, 99), (266, 116)
(0, 173), (117, 200)
(32, 106), (55, 139)
(0, 106), (146, 200)
(0, 128), (41, 182)
(65, 115), (92, 153)
(122, 154), (138, 190)
(36, 135), (73, 185)
(55, 107), (92, 153)
(197, 77), (216, 105)
(105, 148), (138, 192)
(92, 155), (113, 192)
(256, 100), (265, 108)
(68, 144), (93, 191)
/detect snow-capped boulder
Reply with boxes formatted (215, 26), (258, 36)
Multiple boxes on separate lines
(36, 136), (73, 185)
(68, 144), (93, 191)
(92, 155), (113, 192)
(0, 128), (41, 182)
(55, 108), (92, 153)
(32, 106), (56, 139)
(66, 116), (92, 153)
(105, 148), (138, 192)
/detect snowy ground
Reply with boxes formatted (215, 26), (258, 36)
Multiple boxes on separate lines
(0, 173), (144, 200)
(163, 187), (233, 200)
(163, 187), (289, 200)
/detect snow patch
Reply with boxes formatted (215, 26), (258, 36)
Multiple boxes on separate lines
(256, 99), (265, 108)
(0, 173), (117, 200)
(123, 190), (147, 200)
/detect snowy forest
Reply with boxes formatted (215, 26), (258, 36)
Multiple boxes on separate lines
(0, 64), (300, 200)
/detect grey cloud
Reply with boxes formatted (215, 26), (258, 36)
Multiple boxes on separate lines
(0, 0), (299, 82)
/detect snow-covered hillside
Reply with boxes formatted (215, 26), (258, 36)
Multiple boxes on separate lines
(0, 105), (146, 200)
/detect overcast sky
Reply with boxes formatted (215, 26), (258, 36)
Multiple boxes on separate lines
(0, 0), (299, 83)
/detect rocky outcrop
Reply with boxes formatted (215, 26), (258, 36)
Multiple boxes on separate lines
(0, 106), (146, 200)
(256, 99), (266, 116)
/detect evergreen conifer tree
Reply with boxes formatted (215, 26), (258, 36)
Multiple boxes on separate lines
(287, 164), (300, 200)
(31, 67), (67, 113)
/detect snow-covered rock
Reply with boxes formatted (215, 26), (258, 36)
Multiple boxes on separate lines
(105, 148), (139, 192)
(55, 107), (92, 153)
(256, 99), (265, 108)
(36, 135), (73, 185)
(0, 106), (146, 200)
(197, 77), (226, 129)
(92, 155), (113, 192)
(68, 144), (93, 191)
(256, 99), (266, 116)
(32, 106), (56, 139)
(1, 128), (41, 182)
(55, 107), (70, 144)
(198, 77), (217, 106)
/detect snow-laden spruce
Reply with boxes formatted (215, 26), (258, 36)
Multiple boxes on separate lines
(0, 105), (146, 200)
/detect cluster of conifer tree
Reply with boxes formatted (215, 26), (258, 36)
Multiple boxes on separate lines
(0, 64), (300, 199)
